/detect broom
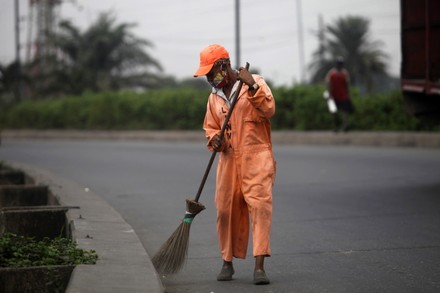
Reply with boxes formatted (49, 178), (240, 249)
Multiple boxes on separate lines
(152, 62), (250, 274)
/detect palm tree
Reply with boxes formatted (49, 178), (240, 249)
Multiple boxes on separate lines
(308, 16), (388, 93)
(34, 12), (163, 96)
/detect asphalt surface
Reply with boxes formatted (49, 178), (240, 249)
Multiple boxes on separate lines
(1, 130), (440, 293)
(3, 130), (440, 148)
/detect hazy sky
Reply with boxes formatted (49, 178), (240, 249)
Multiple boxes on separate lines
(1, 0), (400, 86)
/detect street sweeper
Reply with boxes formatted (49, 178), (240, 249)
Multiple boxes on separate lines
(194, 44), (277, 285)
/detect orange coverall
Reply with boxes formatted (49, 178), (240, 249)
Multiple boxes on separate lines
(203, 75), (276, 262)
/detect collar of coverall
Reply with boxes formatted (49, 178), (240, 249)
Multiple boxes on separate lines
(212, 71), (240, 107)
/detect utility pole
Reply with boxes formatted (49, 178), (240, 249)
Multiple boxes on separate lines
(235, 0), (241, 68)
(296, 0), (306, 83)
(14, 0), (21, 102)
(317, 14), (325, 62)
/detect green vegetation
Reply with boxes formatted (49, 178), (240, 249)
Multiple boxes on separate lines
(0, 233), (97, 267)
(270, 86), (435, 131)
(1, 88), (206, 130)
(1, 86), (437, 131)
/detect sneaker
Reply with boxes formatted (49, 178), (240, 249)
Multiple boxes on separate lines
(217, 263), (234, 281)
(253, 269), (270, 285)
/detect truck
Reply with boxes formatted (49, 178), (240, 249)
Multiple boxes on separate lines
(400, 0), (440, 119)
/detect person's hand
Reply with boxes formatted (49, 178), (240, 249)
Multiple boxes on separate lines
(210, 134), (223, 152)
(238, 67), (256, 87)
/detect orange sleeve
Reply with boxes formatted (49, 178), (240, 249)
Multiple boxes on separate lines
(247, 75), (275, 119)
(203, 95), (225, 152)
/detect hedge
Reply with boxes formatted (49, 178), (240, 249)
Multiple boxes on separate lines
(0, 86), (437, 131)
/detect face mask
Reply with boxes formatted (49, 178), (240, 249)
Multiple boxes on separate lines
(208, 64), (229, 89)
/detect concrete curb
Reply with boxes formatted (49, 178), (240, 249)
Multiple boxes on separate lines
(2, 130), (440, 148)
(6, 161), (164, 293)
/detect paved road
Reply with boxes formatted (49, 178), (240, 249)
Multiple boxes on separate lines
(1, 139), (440, 292)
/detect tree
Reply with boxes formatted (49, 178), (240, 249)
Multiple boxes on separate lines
(308, 15), (389, 94)
(0, 61), (30, 104)
(31, 12), (163, 96)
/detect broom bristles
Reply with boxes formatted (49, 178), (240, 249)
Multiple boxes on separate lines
(152, 221), (192, 274)
(152, 199), (205, 274)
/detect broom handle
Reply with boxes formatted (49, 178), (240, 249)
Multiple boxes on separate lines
(194, 62), (250, 203)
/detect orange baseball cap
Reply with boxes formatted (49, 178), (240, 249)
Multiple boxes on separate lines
(194, 44), (229, 77)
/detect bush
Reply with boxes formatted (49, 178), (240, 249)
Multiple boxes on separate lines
(1, 86), (438, 131)
(1, 89), (208, 130)
(0, 233), (97, 267)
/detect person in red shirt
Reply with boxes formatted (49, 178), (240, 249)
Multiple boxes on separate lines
(325, 57), (355, 131)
